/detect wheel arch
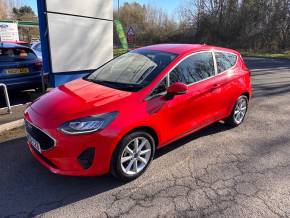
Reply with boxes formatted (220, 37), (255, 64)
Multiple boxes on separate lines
(226, 91), (250, 118)
(124, 126), (159, 147)
(110, 125), (159, 159)
(241, 92), (250, 100)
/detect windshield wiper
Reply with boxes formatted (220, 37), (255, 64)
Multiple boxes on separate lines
(85, 78), (144, 91)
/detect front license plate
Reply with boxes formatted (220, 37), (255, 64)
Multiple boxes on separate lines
(7, 68), (29, 74)
(27, 134), (42, 153)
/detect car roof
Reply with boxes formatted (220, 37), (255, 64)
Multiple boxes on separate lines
(0, 42), (29, 49)
(138, 44), (239, 55)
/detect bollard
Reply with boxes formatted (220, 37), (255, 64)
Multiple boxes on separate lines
(0, 83), (12, 114)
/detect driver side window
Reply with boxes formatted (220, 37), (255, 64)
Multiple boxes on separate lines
(169, 52), (215, 85)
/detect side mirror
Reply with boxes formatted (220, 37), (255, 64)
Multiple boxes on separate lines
(166, 82), (188, 99)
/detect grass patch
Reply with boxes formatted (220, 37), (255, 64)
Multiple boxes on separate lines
(241, 51), (290, 59)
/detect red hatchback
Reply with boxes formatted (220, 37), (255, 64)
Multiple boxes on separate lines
(24, 44), (252, 181)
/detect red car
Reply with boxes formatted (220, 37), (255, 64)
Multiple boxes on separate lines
(24, 44), (252, 181)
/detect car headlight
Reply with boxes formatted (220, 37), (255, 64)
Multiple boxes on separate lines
(58, 112), (118, 135)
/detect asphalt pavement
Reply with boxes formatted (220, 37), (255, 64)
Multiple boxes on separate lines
(1, 57), (290, 217)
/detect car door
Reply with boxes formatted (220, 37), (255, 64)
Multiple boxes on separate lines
(146, 51), (219, 145)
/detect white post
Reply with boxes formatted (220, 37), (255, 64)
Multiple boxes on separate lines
(0, 83), (12, 114)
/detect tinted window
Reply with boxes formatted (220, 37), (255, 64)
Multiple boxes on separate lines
(0, 48), (37, 62)
(87, 50), (177, 92)
(170, 52), (215, 85)
(215, 52), (237, 73)
(150, 77), (168, 96)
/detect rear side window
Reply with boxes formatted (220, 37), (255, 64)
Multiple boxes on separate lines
(170, 52), (215, 85)
(0, 48), (37, 62)
(215, 52), (237, 73)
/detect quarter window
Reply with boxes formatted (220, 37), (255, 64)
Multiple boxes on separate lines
(170, 52), (215, 85)
(150, 77), (168, 96)
(215, 52), (237, 73)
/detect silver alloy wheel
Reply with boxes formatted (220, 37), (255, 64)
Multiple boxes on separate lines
(120, 137), (152, 176)
(234, 98), (247, 124)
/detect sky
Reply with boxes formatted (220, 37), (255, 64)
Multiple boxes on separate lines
(20, 0), (180, 17)
(21, 0), (37, 13)
(113, 0), (180, 16)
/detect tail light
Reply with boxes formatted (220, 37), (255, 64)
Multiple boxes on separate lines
(33, 59), (43, 71)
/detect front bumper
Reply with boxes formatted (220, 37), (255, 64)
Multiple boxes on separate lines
(28, 143), (99, 176)
(24, 108), (120, 176)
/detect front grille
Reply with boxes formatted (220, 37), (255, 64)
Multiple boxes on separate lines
(25, 120), (55, 151)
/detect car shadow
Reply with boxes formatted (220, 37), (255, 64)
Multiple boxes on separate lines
(2, 57), (287, 216)
(0, 136), (124, 217)
(0, 121), (232, 217)
(155, 121), (233, 159)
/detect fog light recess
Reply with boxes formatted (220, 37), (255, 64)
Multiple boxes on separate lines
(78, 148), (95, 169)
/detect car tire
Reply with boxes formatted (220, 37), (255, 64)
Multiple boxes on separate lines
(226, 95), (248, 127)
(110, 131), (155, 182)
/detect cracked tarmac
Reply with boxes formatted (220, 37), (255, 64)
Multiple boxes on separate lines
(1, 57), (290, 218)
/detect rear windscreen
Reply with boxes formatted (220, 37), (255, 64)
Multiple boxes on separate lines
(0, 48), (37, 62)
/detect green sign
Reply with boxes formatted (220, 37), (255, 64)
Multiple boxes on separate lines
(114, 19), (128, 50)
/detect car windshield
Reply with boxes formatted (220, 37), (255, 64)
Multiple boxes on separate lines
(86, 50), (177, 92)
(0, 47), (37, 62)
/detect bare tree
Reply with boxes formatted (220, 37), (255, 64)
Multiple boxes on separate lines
(114, 0), (290, 51)
(114, 2), (178, 45)
(0, 0), (24, 19)
(178, 0), (290, 51)
(0, 0), (9, 19)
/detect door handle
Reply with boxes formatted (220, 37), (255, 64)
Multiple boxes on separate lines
(210, 84), (221, 92)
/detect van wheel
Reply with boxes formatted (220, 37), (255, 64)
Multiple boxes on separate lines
(226, 95), (248, 127)
(111, 131), (155, 182)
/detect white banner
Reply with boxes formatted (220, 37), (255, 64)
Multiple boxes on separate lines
(0, 22), (19, 41)
(46, 0), (113, 20)
(47, 13), (113, 73)
(45, 0), (113, 73)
